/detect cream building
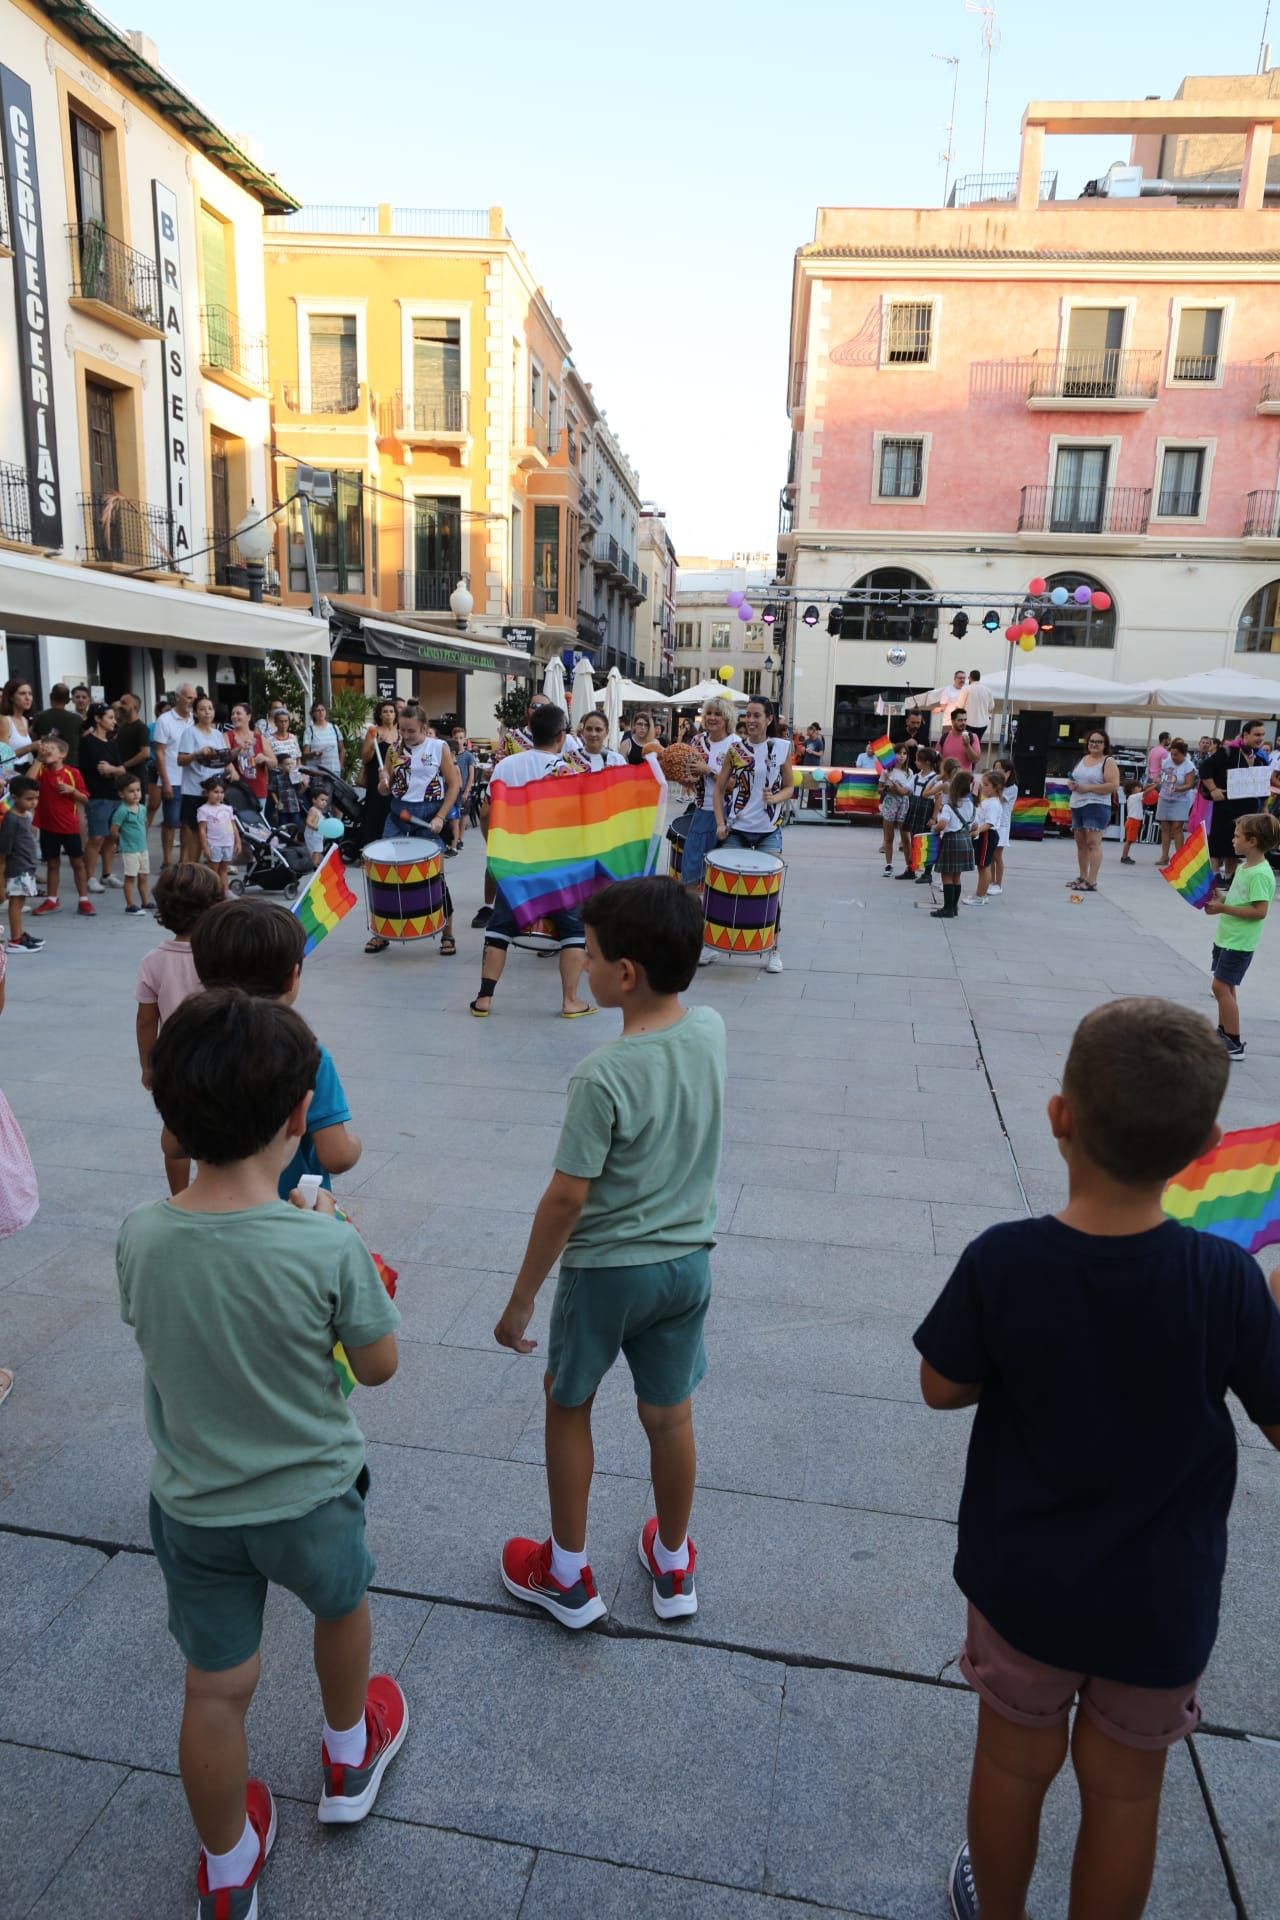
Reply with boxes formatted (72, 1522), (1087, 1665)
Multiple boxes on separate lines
(673, 566), (780, 702)
(636, 506), (678, 684)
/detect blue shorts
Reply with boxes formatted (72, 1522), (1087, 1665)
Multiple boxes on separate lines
(86, 796), (117, 840)
(1212, 945), (1255, 988)
(1072, 803), (1112, 833)
(483, 890), (584, 950)
(725, 825), (783, 856)
(161, 793), (182, 829)
(680, 808), (718, 888)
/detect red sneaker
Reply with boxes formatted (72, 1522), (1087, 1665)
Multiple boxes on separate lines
(77, 898), (96, 916)
(32, 897), (59, 915)
(195, 1778), (275, 1920)
(500, 1535), (607, 1629)
(317, 1674), (409, 1825)
(638, 1517), (698, 1620)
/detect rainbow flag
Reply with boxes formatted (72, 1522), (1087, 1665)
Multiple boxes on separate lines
(332, 1236), (398, 1397)
(1163, 1124), (1280, 1256)
(910, 831), (938, 874)
(488, 761), (665, 930)
(1045, 777), (1072, 830)
(833, 770), (881, 818)
(1159, 824), (1215, 909)
(290, 847), (358, 955)
(869, 734), (896, 770)
(1010, 796), (1048, 842)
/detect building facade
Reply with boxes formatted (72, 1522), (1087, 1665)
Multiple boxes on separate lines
(585, 415), (645, 678)
(673, 567), (779, 701)
(636, 506), (678, 683)
(0, 0), (326, 710)
(780, 81), (1280, 759)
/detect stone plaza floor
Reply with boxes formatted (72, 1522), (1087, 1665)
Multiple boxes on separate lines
(2, 818), (1279, 1917)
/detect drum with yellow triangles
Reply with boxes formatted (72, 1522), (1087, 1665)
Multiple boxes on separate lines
(361, 837), (447, 941)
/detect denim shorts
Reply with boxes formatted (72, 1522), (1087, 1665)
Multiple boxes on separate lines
(1071, 802), (1112, 833)
(724, 825), (783, 856)
(1211, 944), (1255, 988)
(680, 808), (718, 888)
(86, 796), (117, 840)
(547, 1248), (712, 1407)
(161, 793), (182, 829)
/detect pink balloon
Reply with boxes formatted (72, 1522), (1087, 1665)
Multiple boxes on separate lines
(1005, 625), (1020, 642)
(1091, 590), (1112, 612)
(1020, 618), (1038, 637)
(737, 603), (754, 622)
(1028, 576), (1047, 596)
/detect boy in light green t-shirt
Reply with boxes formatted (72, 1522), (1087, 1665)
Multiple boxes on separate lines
(1204, 811), (1280, 1062)
(110, 773), (151, 913)
(495, 877), (726, 1630)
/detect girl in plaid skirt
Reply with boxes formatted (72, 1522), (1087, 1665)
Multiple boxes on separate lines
(932, 771), (976, 920)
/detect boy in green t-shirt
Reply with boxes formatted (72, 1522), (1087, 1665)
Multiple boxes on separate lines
(1204, 811), (1280, 1061)
(111, 772), (151, 913)
(118, 990), (405, 1919)
(495, 877), (726, 1628)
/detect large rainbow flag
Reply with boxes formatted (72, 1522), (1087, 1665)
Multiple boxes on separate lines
(290, 847), (358, 955)
(833, 770), (881, 818)
(487, 761), (665, 929)
(1010, 796), (1048, 842)
(1159, 824), (1215, 909)
(1164, 1124), (1280, 1256)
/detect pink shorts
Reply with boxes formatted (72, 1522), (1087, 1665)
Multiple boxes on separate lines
(960, 1604), (1201, 1752)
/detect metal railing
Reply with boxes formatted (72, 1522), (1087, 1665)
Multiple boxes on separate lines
(68, 222), (161, 329)
(0, 461), (31, 544)
(397, 570), (461, 614)
(1171, 352), (1220, 383)
(578, 482), (602, 526)
(619, 548), (632, 578)
(266, 205), (379, 233)
(390, 207), (489, 237)
(386, 389), (469, 436)
(1018, 484), (1152, 536)
(779, 489), (794, 537)
(200, 304), (268, 388)
(507, 583), (561, 619)
(205, 529), (280, 593)
(281, 377), (360, 415)
(948, 170), (1058, 207)
(80, 492), (176, 569)
(513, 411), (552, 457)
(1244, 491), (1280, 538)
(1028, 347), (1160, 401)
(1261, 355), (1280, 405)
(592, 534), (621, 573)
(577, 608), (606, 646)
(1156, 488), (1203, 518)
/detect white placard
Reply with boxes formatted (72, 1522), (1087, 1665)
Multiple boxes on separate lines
(151, 181), (193, 573)
(1226, 764), (1271, 800)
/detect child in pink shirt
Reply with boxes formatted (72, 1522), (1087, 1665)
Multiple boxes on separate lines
(135, 863), (223, 1192)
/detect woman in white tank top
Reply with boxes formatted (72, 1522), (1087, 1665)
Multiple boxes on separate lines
(0, 679), (36, 772)
(1066, 727), (1120, 892)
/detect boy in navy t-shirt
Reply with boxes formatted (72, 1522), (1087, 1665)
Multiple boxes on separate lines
(916, 996), (1280, 1920)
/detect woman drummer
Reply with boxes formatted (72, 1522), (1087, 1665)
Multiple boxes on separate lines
(711, 695), (793, 976)
(680, 696), (739, 905)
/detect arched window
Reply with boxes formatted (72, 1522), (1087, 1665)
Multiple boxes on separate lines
(835, 567), (937, 642)
(1040, 572), (1116, 649)
(1237, 580), (1280, 655)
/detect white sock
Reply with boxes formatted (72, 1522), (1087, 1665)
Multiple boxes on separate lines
(653, 1531), (690, 1574)
(549, 1533), (588, 1587)
(203, 1815), (258, 1891)
(323, 1711), (368, 1766)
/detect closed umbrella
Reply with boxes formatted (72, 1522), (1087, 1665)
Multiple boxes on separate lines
(542, 656), (567, 711)
(569, 655), (596, 731)
(602, 667), (624, 752)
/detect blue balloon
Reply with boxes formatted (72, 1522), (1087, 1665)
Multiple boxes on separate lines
(1050, 586), (1069, 606)
(321, 818), (345, 840)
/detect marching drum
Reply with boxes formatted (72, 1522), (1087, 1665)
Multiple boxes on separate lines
(701, 847), (785, 957)
(666, 809), (693, 884)
(511, 916), (563, 955)
(362, 837), (447, 941)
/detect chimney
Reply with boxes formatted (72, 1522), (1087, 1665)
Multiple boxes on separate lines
(127, 30), (161, 67)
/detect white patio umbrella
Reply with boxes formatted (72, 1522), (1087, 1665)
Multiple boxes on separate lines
(593, 677), (673, 707)
(569, 655), (597, 731)
(602, 667), (624, 751)
(541, 656), (567, 711)
(1118, 667), (1280, 719)
(670, 677), (750, 707)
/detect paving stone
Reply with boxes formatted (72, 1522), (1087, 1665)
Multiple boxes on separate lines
(731, 1186), (934, 1252)
(0, 1287), (103, 1366)
(1201, 1445), (1280, 1738)
(519, 1853), (868, 1919)
(0, 1417), (153, 1543)
(836, 1149), (1022, 1206)
(0, 1740), (127, 1919)
(1194, 1730), (1280, 1919)
(0, 1336), (145, 1502)
(356, 1338), (544, 1458)
(931, 1202), (1024, 1255)
(0, 1533), (109, 1678)
(803, 1391), (969, 1521)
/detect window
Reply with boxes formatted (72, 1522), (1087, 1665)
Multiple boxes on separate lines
(1157, 447), (1205, 518)
(709, 623), (732, 650)
(209, 429), (232, 583)
(1050, 446), (1110, 533)
(200, 207), (232, 313)
(411, 317), (462, 430)
(70, 113), (105, 227)
(831, 567), (937, 642)
(1173, 308), (1222, 383)
(742, 669), (761, 697)
(672, 666), (698, 692)
(674, 621), (696, 650)
(1064, 308), (1125, 396)
(530, 361), (543, 420)
(742, 623), (765, 652)
(307, 315), (357, 412)
(885, 300), (933, 364)
(1039, 572), (1116, 649)
(288, 471), (364, 593)
(86, 378), (119, 499)
(877, 436), (924, 499)
(408, 494), (460, 610)
(1237, 579), (1280, 654)
(534, 505), (560, 616)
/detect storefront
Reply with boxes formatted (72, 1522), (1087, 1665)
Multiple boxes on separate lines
(328, 603), (535, 741)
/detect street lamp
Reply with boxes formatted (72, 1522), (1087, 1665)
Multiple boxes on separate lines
(449, 576), (474, 630)
(764, 652), (777, 696)
(233, 501), (276, 605)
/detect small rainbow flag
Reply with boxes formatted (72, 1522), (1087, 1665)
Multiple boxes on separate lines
(290, 847), (358, 955)
(833, 770), (881, 818)
(911, 831), (938, 874)
(488, 761), (665, 930)
(869, 734), (896, 770)
(332, 1209), (398, 1396)
(1159, 824), (1215, 909)
(1163, 1124), (1280, 1256)
(1045, 777), (1072, 830)
(1010, 796), (1048, 842)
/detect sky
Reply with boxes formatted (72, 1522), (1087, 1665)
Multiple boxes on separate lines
(131, 0), (1273, 558)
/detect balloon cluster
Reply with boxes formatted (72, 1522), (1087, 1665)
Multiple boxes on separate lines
(1014, 576), (1112, 648)
(726, 589), (755, 622)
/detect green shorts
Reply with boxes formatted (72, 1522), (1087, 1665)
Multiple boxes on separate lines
(547, 1248), (712, 1408)
(148, 1468), (375, 1672)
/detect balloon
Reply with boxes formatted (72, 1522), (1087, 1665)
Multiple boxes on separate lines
(1050, 586), (1069, 606)
(1019, 634), (1036, 651)
(1028, 577), (1046, 596)
(320, 818), (345, 840)
(737, 603), (754, 622)
(1091, 590), (1112, 612)
(726, 590), (743, 608)
(1005, 625), (1020, 642)
(1073, 584), (1092, 605)
(717, 664), (735, 681)
(1020, 618), (1038, 636)
(827, 768), (844, 786)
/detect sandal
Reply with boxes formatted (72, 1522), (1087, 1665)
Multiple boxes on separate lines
(561, 1005), (597, 1020)
(365, 935), (390, 954)
(440, 935), (457, 955)
(0, 1368), (12, 1410)
(469, 997), (491, 1017)
(1064, 878), (1087, 888)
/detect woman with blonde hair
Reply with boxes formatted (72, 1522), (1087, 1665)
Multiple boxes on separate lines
(681, 696), (739, 908)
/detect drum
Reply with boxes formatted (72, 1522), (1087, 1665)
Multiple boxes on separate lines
(702, 848), (784, 956)
(362, 837), (446, 940)
(511, 917), (563, 954)
(666, 809), (693, 884)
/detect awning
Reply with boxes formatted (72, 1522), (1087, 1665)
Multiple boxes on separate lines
(0, 548), (328, 657)
(331, 605), (535, 675)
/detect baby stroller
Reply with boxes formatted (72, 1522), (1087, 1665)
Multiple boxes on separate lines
(227, 785), (313, 898)
(300, 765), (366, 865)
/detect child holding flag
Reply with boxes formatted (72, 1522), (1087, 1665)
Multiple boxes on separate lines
(1204, 812), (1280, 1061)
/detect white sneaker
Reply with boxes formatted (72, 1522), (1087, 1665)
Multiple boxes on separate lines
(765, 950), (783, 974)
(988, 885), (1002, 896)
(105, 873), (124, 888)
(698, 948), (714, 967)
(962, 895), (985, 906)
(87, 878), (105, 893)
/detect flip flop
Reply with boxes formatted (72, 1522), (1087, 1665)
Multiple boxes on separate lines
(440, 935), (457, 955)
(365, 936), (390, 954)
(469, 998), (491, 1018)
(561, 1005), (597, 1020)
(0, 1368), (12, 1410)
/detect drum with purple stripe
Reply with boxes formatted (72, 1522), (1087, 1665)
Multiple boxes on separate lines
(701, 847), (784, 956)
(666, 810), (693, 884)
(362, 837), (446, 941)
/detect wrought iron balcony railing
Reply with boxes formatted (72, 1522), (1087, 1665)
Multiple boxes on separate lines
(507, 583), (562, 619)
(397, 569), (463, 614)
(80, 492), (176, 569)
(200, 305), (268, 388)
(592, 534), (622, 574)
(386, 389), (469, 436)
(68, 222), (161, 329)
(513, 411), (555, 457)
(948, 170), (1058, 207)
(205, 529), (280, 592)
(1028, 347), (1160, 402)
(779, 488), (794, 537)
(1244, 491), (1280, 538)
(281, 377), (360, 415)
(1156, 488), (1203, 519)
(576, 608), (606, 647)
(1261, 356), (1280, 406)
(1018, 484), (1152, 536)
(0, 461), (32, 545)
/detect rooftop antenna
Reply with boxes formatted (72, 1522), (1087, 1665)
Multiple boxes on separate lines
(933, 53), (960, 204)
(1258, 0), (1273, 71)
(964, 0), (1000, 181)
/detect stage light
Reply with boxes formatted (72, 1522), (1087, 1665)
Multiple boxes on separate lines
(982, 609), (1000, 632)
(802, 605), (820, 626)
(827, 608), (842, 636)
(951, 611), (969, 638)
(762, 603), (777, 625)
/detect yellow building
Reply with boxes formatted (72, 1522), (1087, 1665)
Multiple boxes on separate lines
(264, 204), (645, 732)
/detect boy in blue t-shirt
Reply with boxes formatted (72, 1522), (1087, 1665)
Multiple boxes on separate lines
(916, 997), (1280, 1920)
(189, 898), (361, 1198)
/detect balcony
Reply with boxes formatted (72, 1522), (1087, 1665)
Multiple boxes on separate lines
(592, 534), (624, 578)
(279, 377), (366, 417)
(383, 389), (470, 446)
(397, 569), (461, 615)
(578, 481), (602, 529)
(68, 223), (163, 338)
(205, 529), (280, 594)
(1259, 355), (1280, 416)
(513, 411), (552, 469)
(948, 170), (1058, 208)
(778, 487), (795, 538)
(790, 358), (807, 423)
(506, 583), (563, 620)
(576, 607), (606, 651)
(79, 493), (177, 571)
(1244, 491), (1280, 539)
(0, 461), (32, 546)
(1027, 348), (1160, 410)
(1018, 484), (1152, 538)
(200, 305), (268, 395)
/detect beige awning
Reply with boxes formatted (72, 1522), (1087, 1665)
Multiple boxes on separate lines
(0, 548), (329, 657)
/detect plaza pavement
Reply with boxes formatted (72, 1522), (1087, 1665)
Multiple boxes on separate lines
(1, 816), (1279, 1918)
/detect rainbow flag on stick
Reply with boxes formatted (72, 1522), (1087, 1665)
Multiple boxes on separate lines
(1163, 1124), (1280, 1256)
(833, 770), (881, 818)
(1010, 796), (1048, 842)
(910, 831), (938, 874)
(869, 734), (896, 770)
(488, 762), (665, 930)
(290, 847), (359, 956)
(332, 1215), (398, 1396)
(1159, 824), (1215, 909)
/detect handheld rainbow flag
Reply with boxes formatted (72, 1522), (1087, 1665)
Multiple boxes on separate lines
(1045, 777), (1072, 831)
(910, 831), (939, 874)
(1163, 1124), (1280, 1256)
(1159, 824), (1215, 909)
(331, 1208), (398, 1396)
(290, 846), (359, 955)
(487, 761), (665, 930)
(869, 734), (896, 770)
(833, 771), (881, 818)
(1010, 796), (1048, 842)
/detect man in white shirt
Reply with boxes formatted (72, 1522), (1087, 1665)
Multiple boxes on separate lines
(964, 671), (996, 740)
(908, 671), (968, 730)
(152, 681), (195, 869)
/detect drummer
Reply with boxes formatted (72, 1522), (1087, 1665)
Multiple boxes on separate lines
(475, 692), (583, 928)
(576, 710), (626, 772)
(710, 695), (793, 976)
(470, 703), (594, 1019)
(365, 707), (461, 957)
(681, 696), (740, 903)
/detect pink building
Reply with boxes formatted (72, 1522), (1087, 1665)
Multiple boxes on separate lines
(781, 79), (1280, 761)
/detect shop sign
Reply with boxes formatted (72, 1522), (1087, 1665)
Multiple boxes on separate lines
(151, 182), (193, 571)
(1, 65), (63, 548)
